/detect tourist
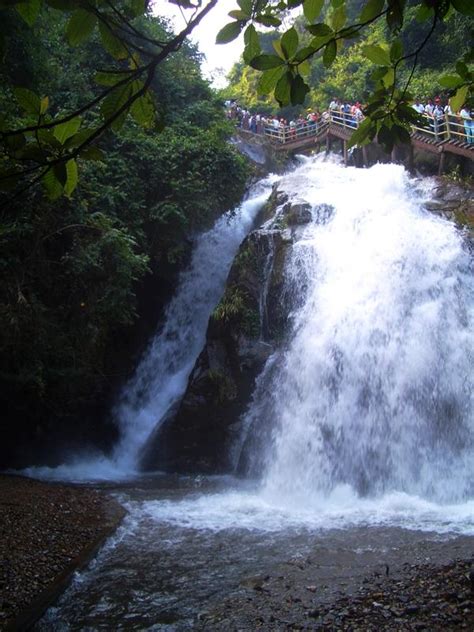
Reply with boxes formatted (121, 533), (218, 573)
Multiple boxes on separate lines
(413, 99), (425, 114)
(459, 105), (474, 144)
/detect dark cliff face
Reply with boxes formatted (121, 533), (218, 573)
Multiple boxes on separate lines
(140, 187), (321, 474)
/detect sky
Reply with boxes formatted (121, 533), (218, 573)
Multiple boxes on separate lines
(154, 1), (245, 87)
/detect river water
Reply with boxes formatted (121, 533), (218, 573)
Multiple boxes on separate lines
(28, 155), (473, 629)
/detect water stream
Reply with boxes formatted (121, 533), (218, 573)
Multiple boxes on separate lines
(28, 155), (473, 628)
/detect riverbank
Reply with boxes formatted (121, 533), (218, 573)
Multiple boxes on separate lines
(0, 474), (125, 630)
(199, 540), (474, 630)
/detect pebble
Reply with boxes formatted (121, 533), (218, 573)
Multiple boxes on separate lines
(0, 474), (124, 628)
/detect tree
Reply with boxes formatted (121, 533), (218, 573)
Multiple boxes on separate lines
(216, 0), (473, 150)
(1, 0), (472, 199)
(0, 0), (219, 201)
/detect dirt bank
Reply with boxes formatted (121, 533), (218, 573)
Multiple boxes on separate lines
(0, 474), (125, 630)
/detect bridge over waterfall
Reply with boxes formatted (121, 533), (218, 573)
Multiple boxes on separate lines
(240, 110), (474, 172)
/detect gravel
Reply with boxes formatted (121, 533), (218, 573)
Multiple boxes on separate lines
(0, 474), (125, 630)
(198, 549), (474, 630)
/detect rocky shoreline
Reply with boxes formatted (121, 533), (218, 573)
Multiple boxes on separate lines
(0, 474), (125, 630)
(199, 548), (474, 631)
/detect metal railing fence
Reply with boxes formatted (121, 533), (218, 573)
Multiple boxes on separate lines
(259, 109), (474, 147)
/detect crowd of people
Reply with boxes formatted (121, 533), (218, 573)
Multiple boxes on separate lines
(224, 96), (474, 145)
(411, 96), (473, 144)
(224, 100), (326, 138)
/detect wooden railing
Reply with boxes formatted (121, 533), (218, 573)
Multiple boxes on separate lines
(261, 109), (474, 148)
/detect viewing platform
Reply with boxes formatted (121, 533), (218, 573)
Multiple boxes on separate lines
(243, 110), (474, 170)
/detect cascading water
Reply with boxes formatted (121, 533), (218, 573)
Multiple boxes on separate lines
(250, 156), (474, 512)
(35, 155), (474, 630)
(111, 178), (276, 473)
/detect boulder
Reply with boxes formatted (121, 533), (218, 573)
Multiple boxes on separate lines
(140, 217), (293, 473)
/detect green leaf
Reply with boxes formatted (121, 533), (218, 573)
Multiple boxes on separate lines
(43, 167), (63, 200)
(456, 61), (468, 79)
(37, 129), (62, 149)
(382, 67), (395, 88)
(450, 85), (468, 113)
(95, 71), (127, 86)
(451, 0), (474, 17)
(390, 38), (402, 63)
(290, 75), (310, 104)
(243, 23), (260, 62)
(63, 127), (95, 149)
(386, 0), (404, 31)
(237, 0), (252, 15)
(359, 0), (384, 23)
(257, 66), (285, 95)
(348, 117), (372, 148)
(100, 83), (133, 125)
(371, 66), (388, 81)
(362, 44), (390, 66)
(99, 22), (128, 59)
(274, 71), (292, 106)
(228, 10), (248, 20)
(40, 96), (49, 115)
(297, 59), (311, 75)
(392, 123), (411, 145)
(303, 0), (324, 22)
(64, 159), (78, 197)
(216, 21), (243, 44)
(293, 46), (316, 63)
(323, 39), (337, 67)
(130, 91), (155, 128)
(273, 39), (285, 59)
(331, 5), (346, 31)
(14, 86), (41, 115)
(255, 14), (281, 27)
(53, 117), (81, 144)
(250, 54), (286, 70)
(54, 162), (68, 187)
(281, 27), (299, 59)
(378, 124), (395, 151)
(16, 0), (40, 26)
(79, 146), (105, 161)
(439, 74), (463, 89)
(66, 9), (97, 47)
(307, 23), (333, 36)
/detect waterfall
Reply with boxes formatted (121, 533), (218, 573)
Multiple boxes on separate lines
(242, 156), (474, 508)
(110, 179), (276, 472)
(23, 177), (276, 480)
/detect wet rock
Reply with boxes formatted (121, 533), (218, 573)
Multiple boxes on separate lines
(140, 225), (293, 474)
(282, 200), (312, 225)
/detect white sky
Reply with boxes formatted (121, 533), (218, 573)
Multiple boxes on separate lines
(153, 1), (245, 87)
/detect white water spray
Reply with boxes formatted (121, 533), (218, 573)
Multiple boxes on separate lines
(254, 156), (473, 508)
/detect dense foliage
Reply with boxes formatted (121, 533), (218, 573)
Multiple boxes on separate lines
(0, 10), (249, 465)
(219, 0), (473, 149)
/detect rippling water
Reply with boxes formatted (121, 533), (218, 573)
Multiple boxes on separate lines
(30, 155), (473, 629)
